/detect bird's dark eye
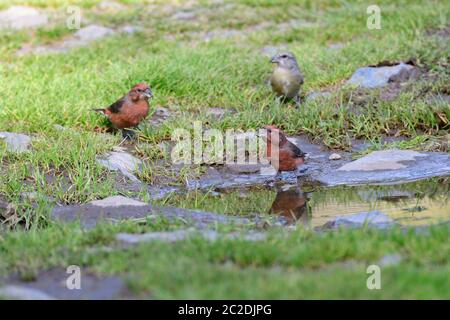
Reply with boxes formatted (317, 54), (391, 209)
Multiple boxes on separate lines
(280, 54), (288, 59)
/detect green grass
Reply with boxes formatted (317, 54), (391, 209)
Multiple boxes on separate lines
(0, 0), (449, 299)
(0, 221), (449, 298)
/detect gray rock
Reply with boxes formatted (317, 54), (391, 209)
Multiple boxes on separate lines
(90, 196), (146, 208)
(119, 25), (141, 34)
(116, 229), (266, 244)
(226, 163), (261, 174)
(322, 211), (394, 229)
(339, 150), (425, 171)
(206, 107), (235, 119)
(148, 106), (171, 126)
(53, 124), (66, 131)
(117, 230), (191, 243)
(347, 63), (417, 88)
(0, 199), (15, 219)
(3, 268), (128, 300)
(0, 285), (55, 300)
(0, 6), (48, 30)
(328, 153), (342, 160)
(171, 11), (196, 21)
(52, 202), (250, 230)
(97, 147), (142, 182)
(153, 106), (170, 118)
(74, 25), (115, 42)
(318, 150), (450, 186)
(306, 91), (332, 101)
(0, 132), (31, 153)
(425, 93), (450, 105)
(378, 253), (402, 267)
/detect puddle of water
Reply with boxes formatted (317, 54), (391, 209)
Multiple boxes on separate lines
(157, 178), (449, 228)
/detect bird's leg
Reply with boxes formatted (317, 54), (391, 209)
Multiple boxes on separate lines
(293, 94), (301, 106)
(121, 128), (136, 140)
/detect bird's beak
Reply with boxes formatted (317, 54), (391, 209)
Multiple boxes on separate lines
(144, 88), (153, 98)
(270, 56), (279, 64)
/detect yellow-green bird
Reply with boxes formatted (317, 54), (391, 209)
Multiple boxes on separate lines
(269, 52), (304, 102)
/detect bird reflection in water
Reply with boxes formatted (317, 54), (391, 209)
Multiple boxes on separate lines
(269, 187), (310, 225)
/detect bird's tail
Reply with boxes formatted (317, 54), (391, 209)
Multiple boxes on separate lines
(92, 108), (106, 114)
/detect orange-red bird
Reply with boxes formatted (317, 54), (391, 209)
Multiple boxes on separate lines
(94, 83), (153, 138)
(263, 125), (306, 171)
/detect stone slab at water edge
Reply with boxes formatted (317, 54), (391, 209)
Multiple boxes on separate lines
(51, 196), (252, 229)
(317, 150), (450, 186)
(0, 268), (128, 300)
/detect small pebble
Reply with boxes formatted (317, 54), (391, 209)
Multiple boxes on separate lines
(329, 153), (342, 160)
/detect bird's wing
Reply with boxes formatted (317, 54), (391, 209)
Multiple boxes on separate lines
(107, 96), (126, 113)
(288, 142), (306, 158)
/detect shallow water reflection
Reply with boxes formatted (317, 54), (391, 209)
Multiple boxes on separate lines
(158, 178), (449, 228)
(270, 178), (449, 227)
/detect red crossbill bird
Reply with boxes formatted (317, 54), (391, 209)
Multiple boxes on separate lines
(93, 83), (153, 139)
(270, 52), (304, 103)
(263, 125), (306, 171)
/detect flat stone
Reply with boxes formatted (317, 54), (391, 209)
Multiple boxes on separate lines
(52, 202), (249, 230)
(226, 163), (261, 174)
(97, 147), (142, 182)
(0, 285), (55, 300)
(318, 150), (450, 186)
(53, 124), (66, 131)
(378, 253), (402, 267)
(0, 132), (31, 153)
(117, 230), (190, 243)
(339, 150), (426, 171)
(119, 25), (141, 34)
(425, 93), (450, 105)
(322, 211), (394, 229)
(171, 11), (196, 21)
(116, 229), (266, 244)
(306, 91), (332, 101)
(347, 63), (416, 88)
(90, 196), (146, 208)
(0, 6), (48, 30)
(2, 268), (128, 300)
(329, 153), (342, 160)
(206, 107), (235, 119)
(148, 107), (171, 126)
(74, 25), (115, 42)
